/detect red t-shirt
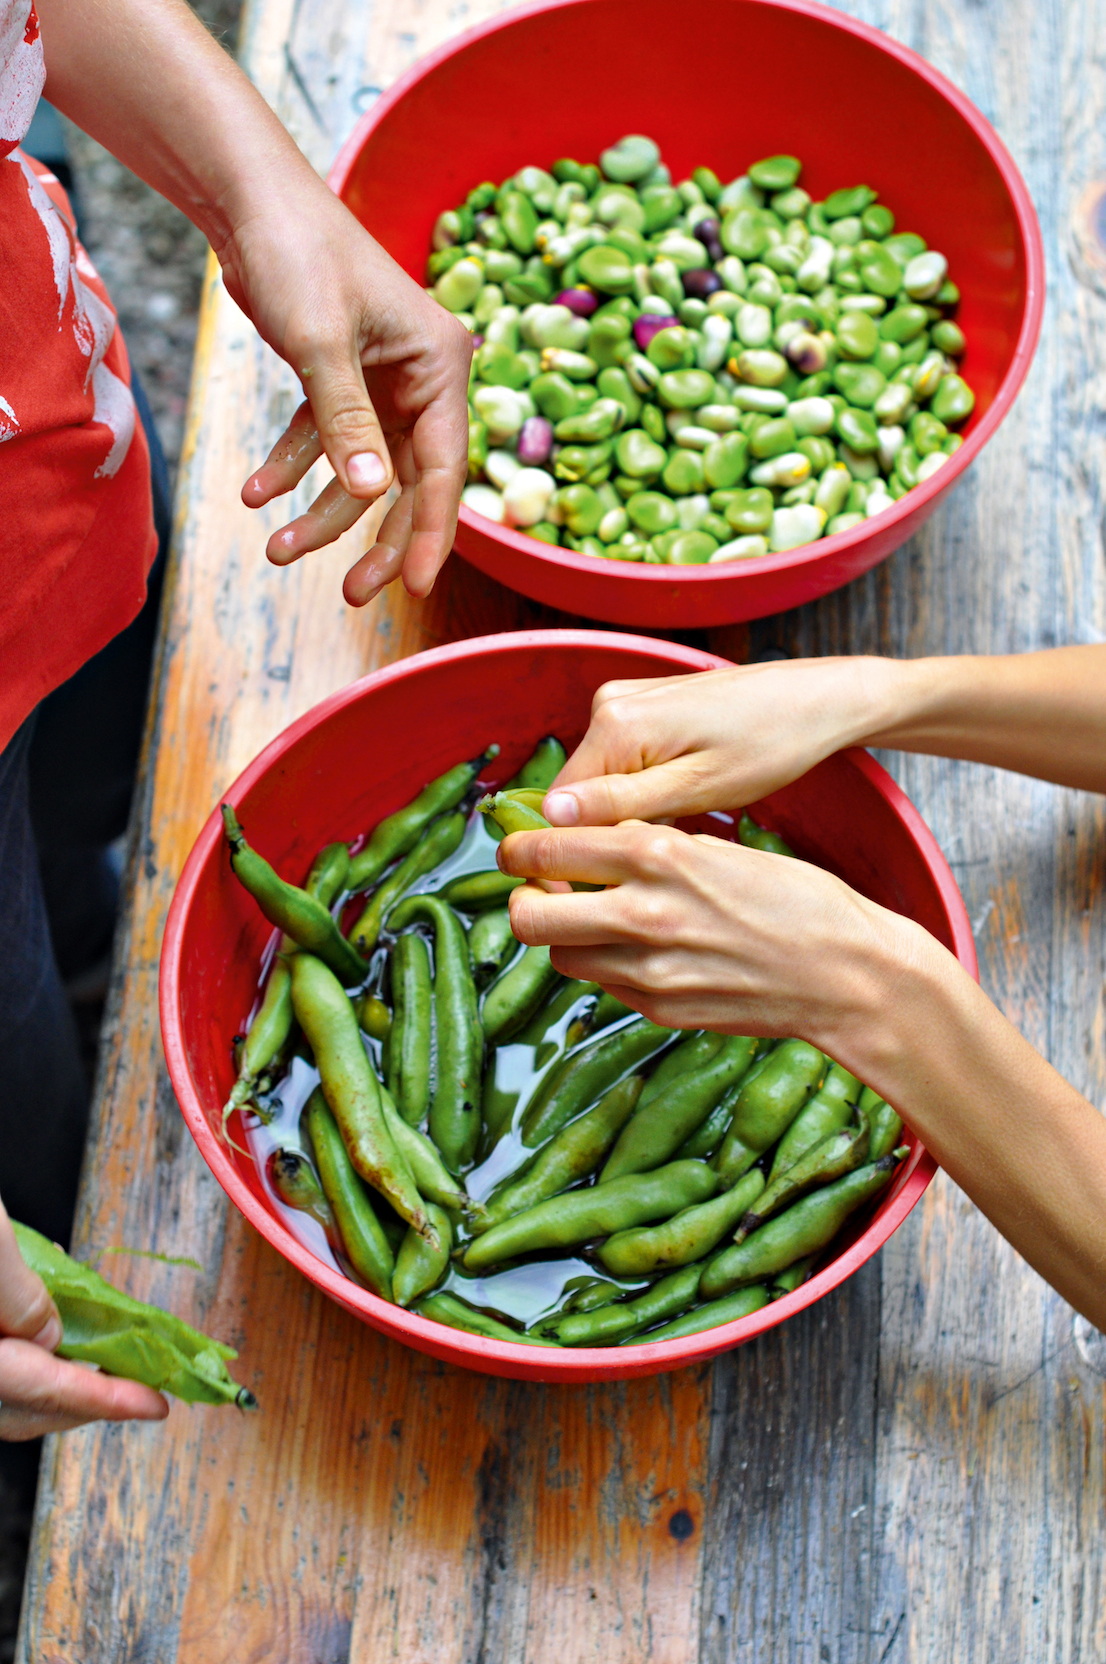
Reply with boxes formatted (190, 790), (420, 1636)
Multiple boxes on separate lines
(0, 0), (156, 752)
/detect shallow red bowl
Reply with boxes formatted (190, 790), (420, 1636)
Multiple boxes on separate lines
(329, 0), (1043, 628)
(161, 631), (974, 1381)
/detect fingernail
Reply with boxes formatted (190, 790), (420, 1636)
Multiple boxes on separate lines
(544, 791), (579, 826)
(33, 1312), (62, 1352)
(347, 452), (387, 490)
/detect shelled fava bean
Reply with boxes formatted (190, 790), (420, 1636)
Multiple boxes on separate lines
(223, 744), (907, 1347)
(426, 136), (974, 564)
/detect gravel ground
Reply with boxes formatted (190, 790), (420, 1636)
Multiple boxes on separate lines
(0, 5), (242, 1655)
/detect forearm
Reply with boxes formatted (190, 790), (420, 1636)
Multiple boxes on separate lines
(827, 916), (1106, 1329)
(35, 0), (310, 251)
(860, 647), (1106, 793)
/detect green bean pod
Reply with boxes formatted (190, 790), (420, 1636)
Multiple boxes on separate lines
(701, 1154), (902, 1298)
(518, 977), (595, 1057)
(599, 1166), (765, 1276)
(304, 1088), (396, 1300)
(346, 746), (498, 891)
(463, 1159), (717, 1272)
(468, 908), (518, 987)
(482, 944), (562, 1045)
(860, 1084), (905, 1159)
(393, 1203), (453, 1307)
(562, 989), (636, 1051)
(638, 1030), (725, 1109)
(348, 810), (467, 954)
(355, 994), (392, 1042)
(378, 1086), (485, 1220)
(289, 952), (432, 1242)
(268, 1146), (341, 1248)
(486, 736), (568, 841)
(555, 1264), (703, 1347)
(564, 1275), (645, 1314)
(386, 931), (433, 1125)
(770, 1255), (817, 1298)
(769, 1061), (863, 1181)
(304, 840), (351, 906)
(735, 1115), (870, 1243)
(521, 1017), (673, 1148)
(737, 812), (796, 857)
(676, 1080), (743, 1161)
(477, 789), (601, 890)
(480, 1075), (644, 1228)
(601, 1035), (759, 1181)
(714, 1038), (825, 1186)
(387, 894), (484, 1173)
(437, 869), (524, 912)
(224, 955), (294, 1130)
(222, 807), (368, 986)
(630, 1284), (770, 1344)
(415, 1291), (561, 1346)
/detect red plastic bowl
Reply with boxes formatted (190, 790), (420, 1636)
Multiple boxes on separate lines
(329, 0), (1043, 628)
(161, 631), (975, 1382)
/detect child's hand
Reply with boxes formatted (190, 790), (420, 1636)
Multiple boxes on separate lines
(0, 1198), (167, 1441)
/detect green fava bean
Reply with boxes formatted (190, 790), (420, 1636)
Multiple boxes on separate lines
(638, 1031), (724, 1107)
(481, 735), (569, 844)
(737, 812), (794, 855)
(748, 155), (801, 191)
(393, 1204), (453, 1307)
(556, 482), (604, 535)
(640, 401), (668, 443)
(736, 1117), (870, 1243)
(861, 204), (895, 238)
(480, 1075), (645, 1228)
(930, 319), (966, 356)
(662, 449), (706, 495)
(468, 416), (488, 478)
(437, 869), (524, 911)
(500, 190), (539, 254)
(835, 406), (880, 454)
(305, 1088), (396, 1300)
(386, 929), (432, 1125)
(435, 258), (484, 313)
(520, 1017), (674, 1147)
(475, 341), (531, 389)
(601, 1035), (759, 1181)
(289, 953), (431, 1241)
(468, 908), (517, 988)
(824, 185), (876, 220)
(733, 348), (789, 388)
(749, 416), (797, 459)
(879, 303), (929, 344)
(600, 1166), (765, 1275)
(415, 1291), (560, 1346)
(348, 810), (466, 954)
(930, 373), (975, 425)
(641, 183), (682, 232)
(635, 1283), (770, 1343)
(668, 530), (718, 564)
(724, 487), (774, 534)
(703, 432), (749, 489)
(597, 366), (642, 424)
(600, 134), (661, 184)
(701, 1154), (901, 1298)
(720, 208), (770, 261)
(835, 311), (880, 360)
(769, 1061), (862, 1179)
(483, 944), (561, 1046)
(658, 368), (715, 409)
(616, 429), (667, 479)
(714, 1037), (825, 1184)
(530, 371), (582, 422)
(464, 1159), (716, 1272)
(556, 1264), (702, 1346)
(12, 1222), (256, 1407)
(587, 313), (633, 368)
(387, 893), (484, 1172)
(577, 244), (635, 294)
(555, 440), (613, 484)
(554, 396), (625, 444)
(348, 748), (494, 891)
(863, 1088), (905, 1160)
(854, 239), (902, 297)
(627, 490), (678, 535)
(832, 362), (886, 409)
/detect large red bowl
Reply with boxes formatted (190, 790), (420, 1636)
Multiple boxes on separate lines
(329, 0), (1043, 628)
(161, 632), (975, 1381)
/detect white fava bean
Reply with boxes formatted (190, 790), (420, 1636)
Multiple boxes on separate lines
(640, 294), (675, 315)
(666, 409), (697, 438)
(877, 424), (906, 472)
(732, 384), (788, 414)
(769, 504), (827, 552)
(917, 449), (951, 482)
(796, 235), (834, 292)
(736, 303), (773, 347)
(902, 251), (948, 300)
(528, 304), (591, 352)
(697, 403), (740, 432)
(485, 449), (523, 491)
(676, 494), (712, 530)
(675, 426), (716, 451)
(472, 385), (529, 445)
(874, 381), (913, 424)
(518, 303), (547, 345)
(865, 488), (894, 518)
(462, 484), (507, 523)
(697, 315), (733, 371)
(717, 255), (748, 294)
(788, 396), (836, 436)
(485, 305), (521, 348)
(502, 467), (557, 527)
(749, 451), (812, 489)
(709, 534), (769, 562)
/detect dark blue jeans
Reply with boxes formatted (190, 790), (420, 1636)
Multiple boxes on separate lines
(0, 377), (169, 1246)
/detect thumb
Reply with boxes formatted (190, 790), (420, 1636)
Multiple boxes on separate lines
(0, 1201), (62, 1350)
(543, 757), (711, 827)
(301, 344), (394, 500)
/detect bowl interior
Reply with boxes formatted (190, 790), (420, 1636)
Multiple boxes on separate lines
(340, 0), (1032, 428)
(167, 633), (969, 1379)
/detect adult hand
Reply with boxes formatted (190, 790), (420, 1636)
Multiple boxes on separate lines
(0, 1199), (168, 1442)
(232, 183), (472, 606)
(541, 657), (901, 828)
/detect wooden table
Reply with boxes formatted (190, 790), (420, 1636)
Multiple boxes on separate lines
(18, 0), (1106, 1658)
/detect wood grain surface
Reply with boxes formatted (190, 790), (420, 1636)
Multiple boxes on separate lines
(17, 0), (1106, 1659)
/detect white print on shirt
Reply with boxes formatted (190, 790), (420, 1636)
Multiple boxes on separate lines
(0, 0), (45, 150)
(0, 391), (18, 439)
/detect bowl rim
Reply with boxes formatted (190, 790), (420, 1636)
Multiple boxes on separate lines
(328, 0), (1046, 593)
(160, 629), (976, 1379)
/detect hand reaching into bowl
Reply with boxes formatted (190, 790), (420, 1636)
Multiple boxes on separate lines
(497, 645), (1106, 1333)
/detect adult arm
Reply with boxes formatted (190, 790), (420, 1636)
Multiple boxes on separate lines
(34, 0), (470, 604)
(541, 647), (1106, 827)
(0, 1197), (167, 1441)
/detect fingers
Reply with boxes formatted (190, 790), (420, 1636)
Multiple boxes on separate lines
(241, 400), (323, 508)
(500, 823), (693, 890)
(0, 1338), (168, 1442)
(343, 482), (413, 607)
(397, 390), (470, 600)
(265, 473), (372, 566)
(297, 338), (395, 503)
(544, 757), (711, 828)
(0, 1197), (61, 1350)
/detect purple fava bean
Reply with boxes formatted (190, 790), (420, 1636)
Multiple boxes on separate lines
(554, 289), (599, 318)
(682, 268), (723, 300)
(517, 416), (554, 466)
(471, 334), (485, 349)
(632, 313), (679, 351)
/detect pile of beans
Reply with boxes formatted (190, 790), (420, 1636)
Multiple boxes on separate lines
(426, 136), (974, 564)
(224, 741), (906, 1348)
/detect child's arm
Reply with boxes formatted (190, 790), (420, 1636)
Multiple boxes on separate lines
(35, 0), (471, 604)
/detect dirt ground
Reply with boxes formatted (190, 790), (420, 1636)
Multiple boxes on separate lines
(0, 5), (241, 1654)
